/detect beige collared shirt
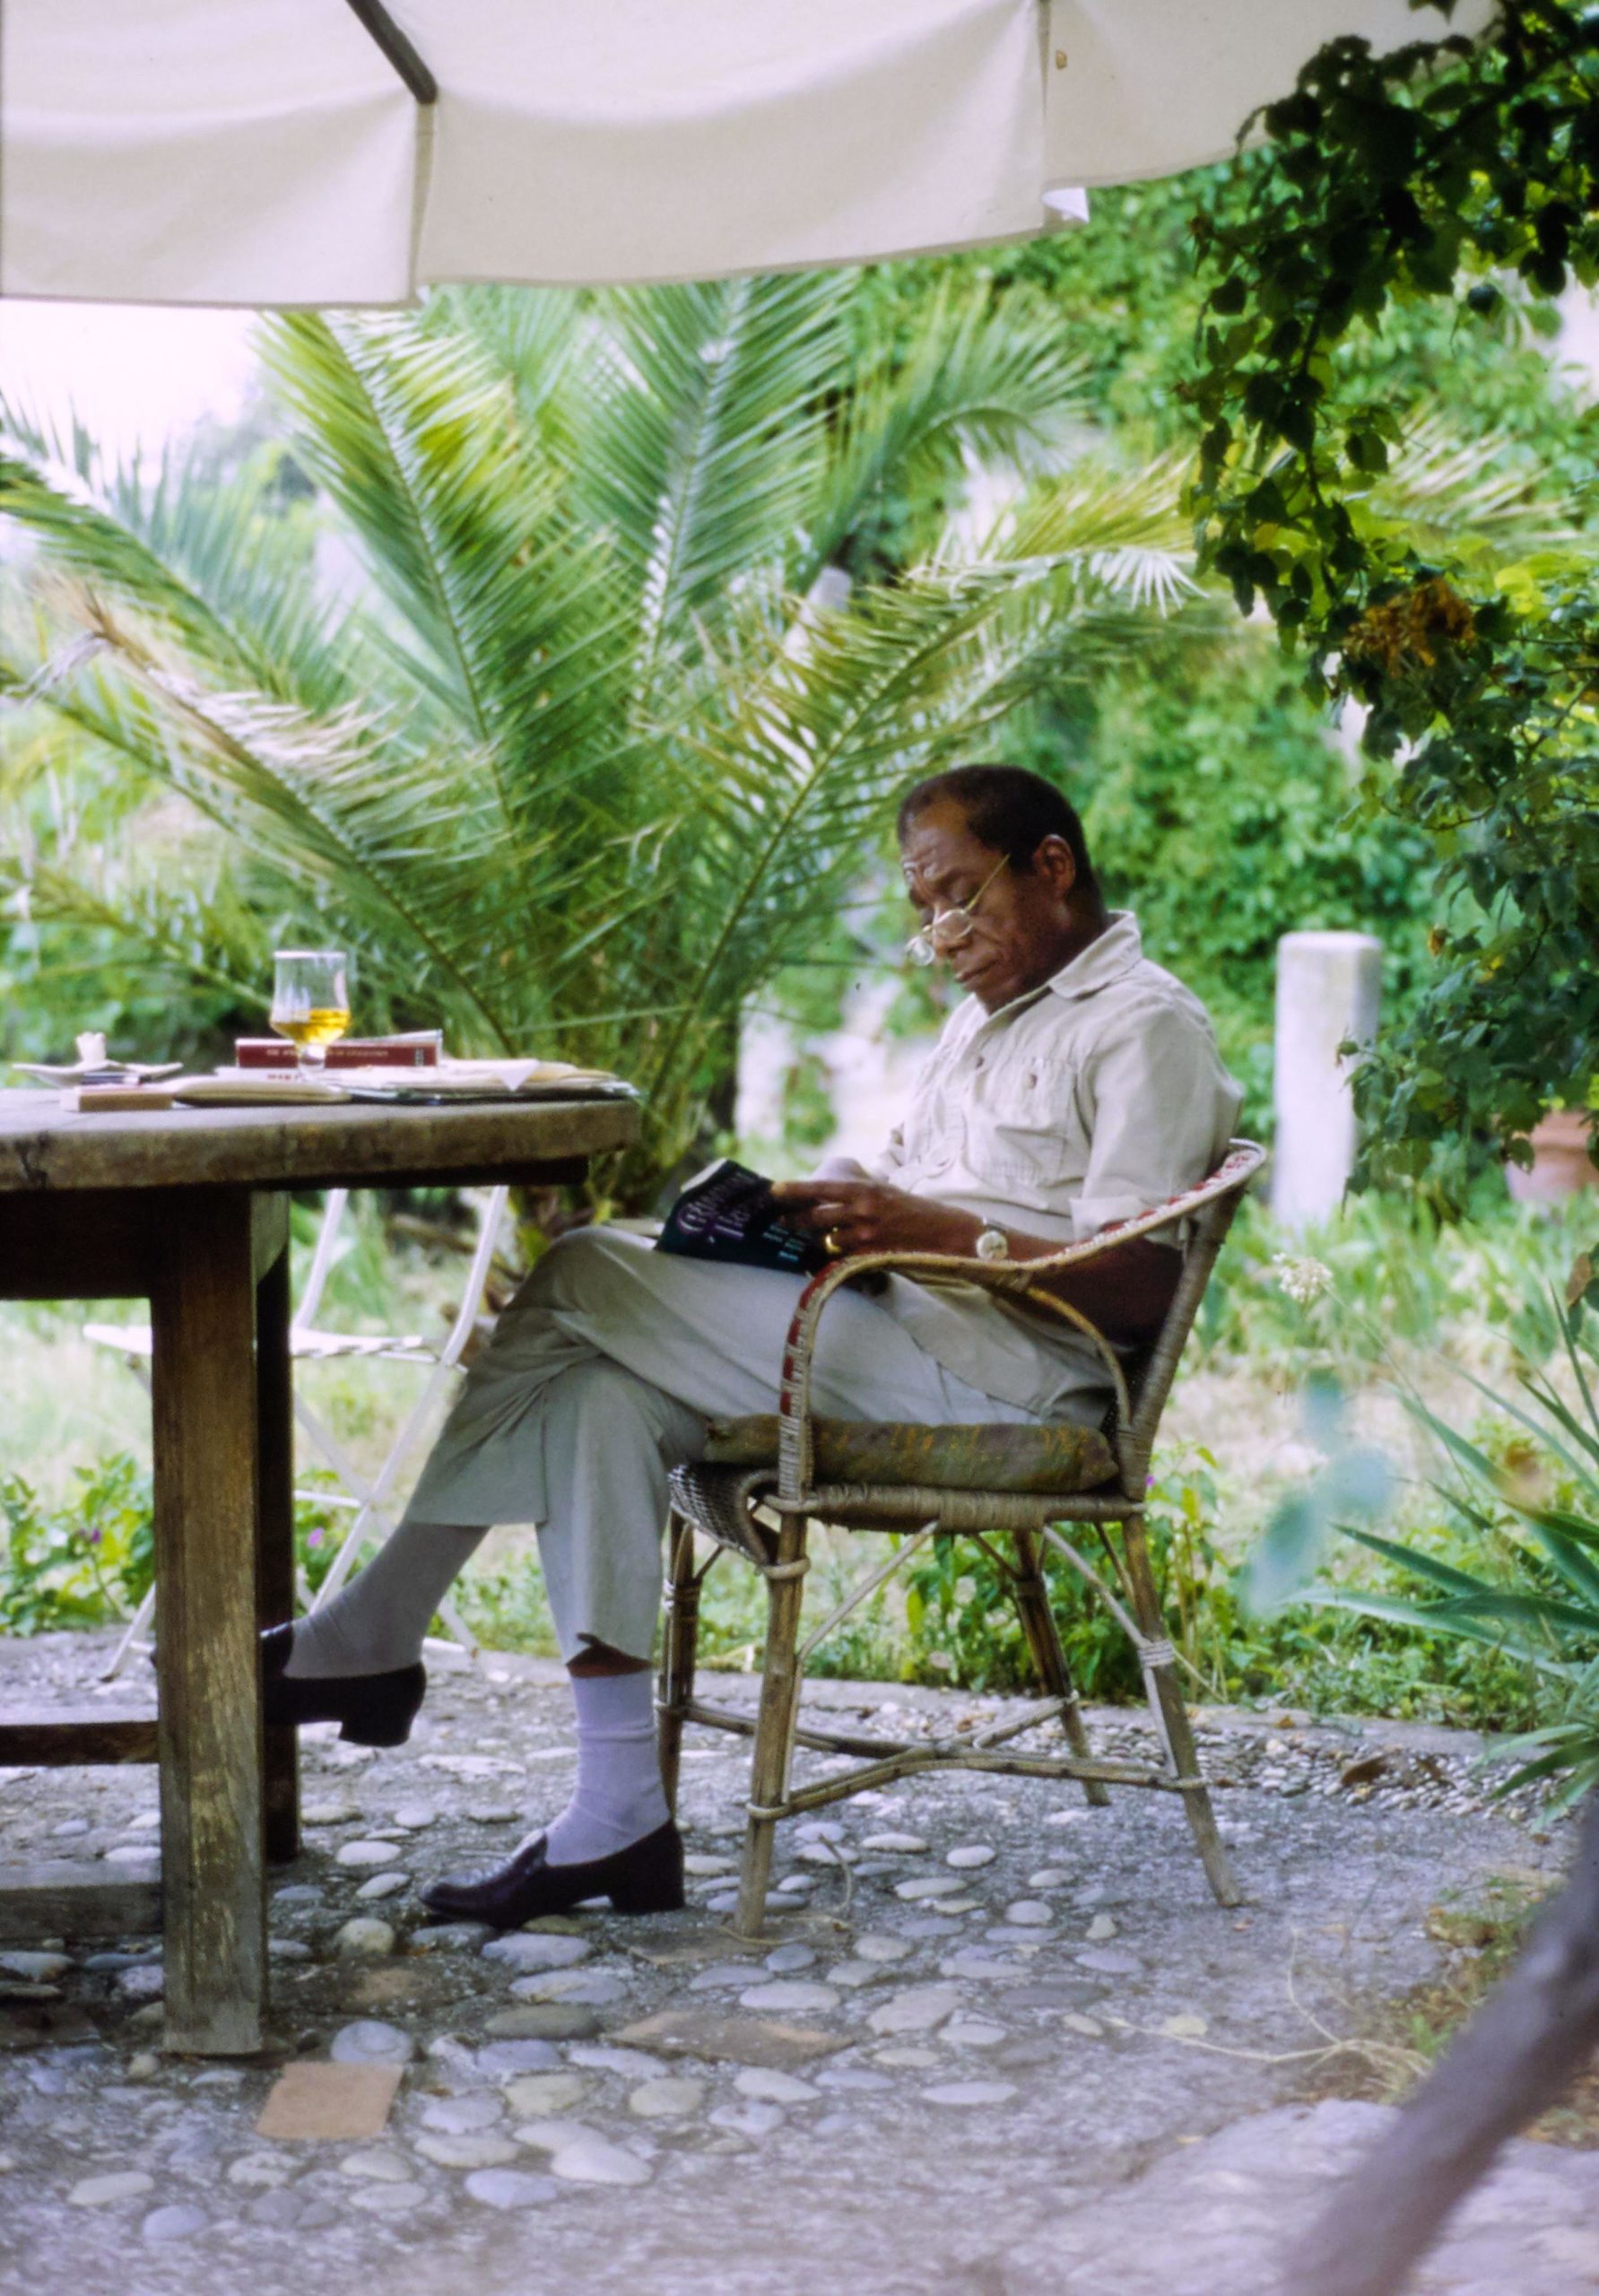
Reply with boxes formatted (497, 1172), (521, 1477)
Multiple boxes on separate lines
(865, 912), (1242, 1421)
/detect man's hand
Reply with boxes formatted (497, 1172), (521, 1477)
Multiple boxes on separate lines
(771, 1178), (1182, 1348)
(771, 1178), (978, 1260)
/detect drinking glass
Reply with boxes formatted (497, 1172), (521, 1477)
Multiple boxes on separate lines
(270, 951), (350, 1070)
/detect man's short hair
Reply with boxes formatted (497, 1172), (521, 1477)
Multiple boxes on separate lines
(897, 764), (1099, 898)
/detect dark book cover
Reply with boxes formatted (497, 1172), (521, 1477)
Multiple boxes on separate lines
(656, 1158), (828, 1276)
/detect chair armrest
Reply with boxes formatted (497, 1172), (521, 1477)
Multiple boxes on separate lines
(769, 1140), (1264, 1509)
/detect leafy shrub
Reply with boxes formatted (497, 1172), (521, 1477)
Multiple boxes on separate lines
(0, 1455), (154, 1631)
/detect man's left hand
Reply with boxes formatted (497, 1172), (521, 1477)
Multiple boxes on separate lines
(770, 1178), (976, 1260)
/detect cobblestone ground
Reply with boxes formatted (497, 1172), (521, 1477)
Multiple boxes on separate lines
(0, 1632), (1592, 2296)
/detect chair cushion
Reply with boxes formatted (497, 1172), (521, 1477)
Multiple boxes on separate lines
(701, 1416), (1116, 1493)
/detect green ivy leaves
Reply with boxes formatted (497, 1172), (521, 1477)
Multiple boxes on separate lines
(1187, 1), (1599, 1193)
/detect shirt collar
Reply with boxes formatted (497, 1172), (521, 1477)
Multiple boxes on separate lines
(974, 911), (1143, 1027)
(1043, 909), (1143, 1002)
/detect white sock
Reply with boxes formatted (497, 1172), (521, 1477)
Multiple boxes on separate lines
(540, 1670), (669, 1866)
(284, 1519), (489, 1678)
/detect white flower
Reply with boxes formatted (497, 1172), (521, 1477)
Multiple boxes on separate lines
(1273, 1252), (1334, 1308)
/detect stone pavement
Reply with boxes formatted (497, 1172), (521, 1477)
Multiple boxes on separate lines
(0, 1632), (1590, 2296)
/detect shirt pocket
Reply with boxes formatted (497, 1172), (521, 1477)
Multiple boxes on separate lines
(969, 1056), (1081, 1191)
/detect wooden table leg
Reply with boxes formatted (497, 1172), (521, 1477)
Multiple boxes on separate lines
(151, 1187), (266, 2055)
(253, 1195), (299, 1866)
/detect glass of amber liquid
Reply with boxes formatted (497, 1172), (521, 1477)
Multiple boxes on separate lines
(269, 950), (351, 1071)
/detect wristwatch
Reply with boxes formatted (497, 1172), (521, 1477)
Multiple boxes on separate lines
(974, 1224), (1009, 1262)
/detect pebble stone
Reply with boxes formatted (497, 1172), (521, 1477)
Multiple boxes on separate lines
(946, 1845), (995, 1869)
(117, 1965), (164, 2001)
(764, 1944), (817, 1974)
(340, 2150), (413, 2182)
(335, 1839), (403, 1868)
(414, 2132), (520, 2170)
(924, 2081), (1018, 2108)
(302, 1802), (361, 1826)
(346, 2182), (428, 2215)
(867, 1985), (961, 2037)
(1085, 1913), (1118, 1941)
(862, 1833), (929, 1854)
(141, 2205), (208, 2244)
(828, 1961), (891, 1990)
(737, 1980), (840, 2014)
(357, 1872), (411, 1902)
(510, 1970), (627, 2006)
(944, 2018), (1008, 2048)
(1074, 1948), (1142, 1976)
(0, 1952), (71, 1981)
(683, 1855), (735, 1877)
(504, 2073), (589, 2117)
(568, 2046), (667, 2079)
(273, 1883), (324, 1904)
(69, 2172), (155, 2208)
(1030, 1869), (1071, 1889)
(690, 1962), (765, 1991)
(390, 1804), (439, 1830)
(410, 1924), (491, 1954)
(854, 1934), (914, 1964)
(710, 2100), (786, 2137)
(420, 2093), (504, 2134)
(465, 2169), (559, 2212)
(895, 1876), (965, 1901)
(873, 2046), (938, 2070)
(519, 2126), (653, 2187)
(628, 2077), (706, 2119)
(482, 1933), (591, 1973)
(331, 2020), (415, 2066)
(473, 2039), (561, 2078)
(267, 1937), (312, 1961)
(465, 1804), (518, 1824)
(484, 2005), (600, 2042)
(1004, 1900), (1055, 1926)
(335, 1918), (397, 1958)
(734, 2068), (815, 2104)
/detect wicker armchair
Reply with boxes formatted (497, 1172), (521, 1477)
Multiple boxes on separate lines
(658, 1139), (1264, 1935)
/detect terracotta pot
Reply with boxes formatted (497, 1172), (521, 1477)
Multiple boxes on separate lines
(1506, 1109), (1599, 1203)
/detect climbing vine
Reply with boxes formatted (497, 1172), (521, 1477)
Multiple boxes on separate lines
(1187, 0), (1599, 1183)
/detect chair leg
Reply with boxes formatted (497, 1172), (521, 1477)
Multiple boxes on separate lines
(1120, 1515), (1240, 1909)
(657, 1511), (701, 1819)
(735, 1509), (809, 1939)
(1011, 1527), (1109, 1809)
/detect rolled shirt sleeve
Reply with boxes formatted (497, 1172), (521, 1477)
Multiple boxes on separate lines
(1070, 996), (1242, 1243)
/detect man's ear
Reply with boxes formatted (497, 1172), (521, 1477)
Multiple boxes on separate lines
(1033, 833), (1078, 900)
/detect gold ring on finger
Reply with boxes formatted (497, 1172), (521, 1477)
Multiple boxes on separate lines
(824, 1228), (845, 1256)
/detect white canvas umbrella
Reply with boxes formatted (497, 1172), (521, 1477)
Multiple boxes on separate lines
(2, 0), (1492, 306)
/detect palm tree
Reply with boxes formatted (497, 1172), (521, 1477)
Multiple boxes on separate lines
(0, 274), (1201, 1206)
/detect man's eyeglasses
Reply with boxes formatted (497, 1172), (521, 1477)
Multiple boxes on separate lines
(904, 855), (1008, 968)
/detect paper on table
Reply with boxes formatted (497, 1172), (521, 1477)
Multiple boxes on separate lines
(167, 1058), (635, 1107)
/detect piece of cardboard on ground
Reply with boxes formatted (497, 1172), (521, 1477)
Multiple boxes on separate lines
(256, 2060), (403, 2140)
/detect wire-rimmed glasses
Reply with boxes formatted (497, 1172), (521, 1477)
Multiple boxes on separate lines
(904, 855), (1008, 968)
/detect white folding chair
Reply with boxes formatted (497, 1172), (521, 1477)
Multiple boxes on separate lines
(86, 1185), (512, 1677)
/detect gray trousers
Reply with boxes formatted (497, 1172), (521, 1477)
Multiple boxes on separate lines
(404, 1227), (1035, 1662)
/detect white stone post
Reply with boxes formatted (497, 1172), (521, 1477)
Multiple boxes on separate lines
(1272, 930), (1383, 1231)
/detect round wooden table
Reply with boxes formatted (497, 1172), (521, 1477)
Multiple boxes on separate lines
(0, 1088), (639, 2054)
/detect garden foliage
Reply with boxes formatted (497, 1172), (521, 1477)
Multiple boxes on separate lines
(1188, 0), (1599, 1183)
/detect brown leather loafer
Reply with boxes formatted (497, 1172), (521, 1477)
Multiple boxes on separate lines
(260, 1623), (425, 1748)
(421, 1820), (685, 1925)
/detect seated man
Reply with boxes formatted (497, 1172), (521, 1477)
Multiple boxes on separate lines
(265, 763), (1241, 1926)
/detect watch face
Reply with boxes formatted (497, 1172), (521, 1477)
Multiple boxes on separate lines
(977, 1227), (1007, 1261)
